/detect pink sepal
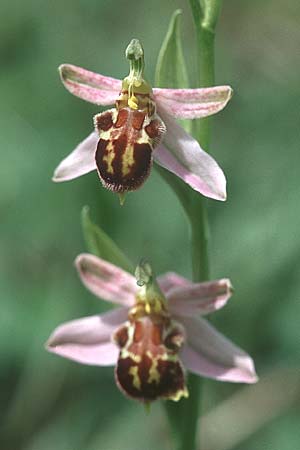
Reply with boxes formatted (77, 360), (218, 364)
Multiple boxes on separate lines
(53, 132), (97, 182)
(154, 110), (227, 201)
(75, 254), (137, 306)
(157, 272), (191, 296)
(168, 278), (233, 317)
(181, 316), (258, 383)
(46, 308), (128, 366)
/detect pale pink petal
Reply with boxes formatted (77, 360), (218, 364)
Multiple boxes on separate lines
(154, 85), (233, 119)
(180, 316), (258, 383)
(157, 272), (192, 296)
(46, 308), (128, 365)
(59, 64), (121, 105)
(154, 110), (227, 200)
(154, 85), (232, 103)
(76, 253), (137, 306)
(53, 132), (98, 182)
(168, 278), (233, 317)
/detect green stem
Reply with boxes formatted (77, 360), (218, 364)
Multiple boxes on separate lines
(177, 373), (201, 450)
(194, 25), (215, 149)
(176, 2), (222, 450)
(190, 196), (210, 281)
(176, 203), (210, 450)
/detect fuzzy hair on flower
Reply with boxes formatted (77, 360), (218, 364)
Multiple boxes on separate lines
(46, 255), (257, 403)
(53, 39), (232, 202)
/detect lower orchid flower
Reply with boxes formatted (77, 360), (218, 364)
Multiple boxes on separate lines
(53, 39), (232, 202)
(46, 255), (258, 403)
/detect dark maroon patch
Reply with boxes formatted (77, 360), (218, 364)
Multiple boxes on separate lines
(130, 142), (152, 186)
(115, 354), (186, 402)
(132, 111), (146, 130)
(156, 359), (186, 399)
(115, 109), (129, 128)
(164, 327), (184, 351)
(95, 111), (113, 131)
(111, 134), (127, 179)
(95, 138), (112, 182)
(151, 323), (163, 346)
(145, 119), (163, 139)
(133, 321), (143, 343)
(113, 324), (129, 348)
(95, 135), (124, 192)
(95, 137), (152, 193)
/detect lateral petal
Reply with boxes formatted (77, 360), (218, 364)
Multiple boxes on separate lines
(46, 308), (128, 366)
(168, 278), (233, 317)
(59, 64), (121, 105)
(181, 316), (258, 383)
(154, 85), (232, 119)
(157, 272), (191, 296)
(75, 253), (137, 306)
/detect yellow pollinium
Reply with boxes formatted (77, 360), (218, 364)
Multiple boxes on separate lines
(137, 291), (165, 317)
(128, 95), (138, 110)
(122, 77), (152, 111)
(143, 297), (163, 314)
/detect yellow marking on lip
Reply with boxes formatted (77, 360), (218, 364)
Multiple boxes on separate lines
(169, 386), (189, 402)
(103, 141), (115, 174)
(129, 366), (141, 390)
(118, 324), (142, 363)
(147, 357), (160, 385)
(122, 144), (134, 176)
(160, 352), (178, 362)
(120, 349), (141, 363)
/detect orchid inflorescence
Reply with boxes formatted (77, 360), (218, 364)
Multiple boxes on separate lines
(46, 38), (257, 404)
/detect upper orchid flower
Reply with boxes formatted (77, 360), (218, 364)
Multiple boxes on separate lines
(46, 255), (257, 403)
(53, 39), (232, 202)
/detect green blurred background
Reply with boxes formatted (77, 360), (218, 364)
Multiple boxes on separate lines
(1, 0), (299, 449)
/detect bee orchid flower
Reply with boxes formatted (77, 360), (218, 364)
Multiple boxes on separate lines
(53, 39), (232, 201)
(46, 255), (258, 403)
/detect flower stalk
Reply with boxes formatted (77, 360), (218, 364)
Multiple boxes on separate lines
(178, 2), (223, 450)
(189, 0), (223, 149)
